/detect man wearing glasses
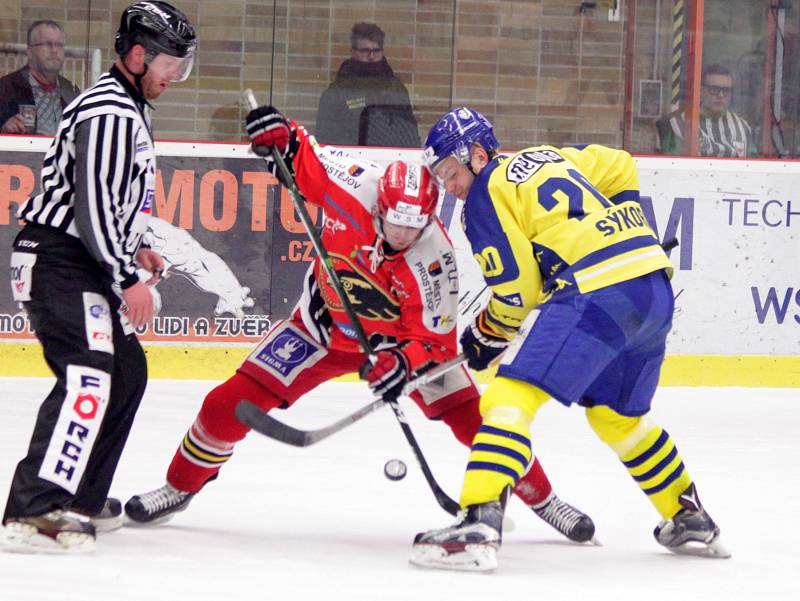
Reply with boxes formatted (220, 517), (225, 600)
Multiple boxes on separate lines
(0, 20), (80, 136)
(315, 22), (420, 148)
(659, 64), (755, 158)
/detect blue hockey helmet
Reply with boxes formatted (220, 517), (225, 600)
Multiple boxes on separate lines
(423, 107), (499, 170)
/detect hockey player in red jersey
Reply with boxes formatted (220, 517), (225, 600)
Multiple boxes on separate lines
(125, 107), (595, 543)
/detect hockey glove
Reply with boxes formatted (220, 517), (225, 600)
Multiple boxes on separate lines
(360, 348), (411, 402)
(460, 312), (509, 371)
(245, 105), (298, 186)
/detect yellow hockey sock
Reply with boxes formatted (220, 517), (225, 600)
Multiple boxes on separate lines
(460, 377), (549, 507)
(586, 406), (692, 519)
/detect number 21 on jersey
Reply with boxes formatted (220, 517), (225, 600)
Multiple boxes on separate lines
(537, 168), (613, 219)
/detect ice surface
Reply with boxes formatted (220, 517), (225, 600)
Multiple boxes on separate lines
(1, 378), (797, 600)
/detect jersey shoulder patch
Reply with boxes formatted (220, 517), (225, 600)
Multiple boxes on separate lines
(505, 148), (565, 184)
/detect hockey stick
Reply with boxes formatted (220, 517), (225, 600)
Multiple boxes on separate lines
(236, 354), (467, 447)
(239, 90), (460, 516)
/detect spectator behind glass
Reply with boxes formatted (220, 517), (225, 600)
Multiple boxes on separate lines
(658, 64), (756, 157)
(0, 20), (80, 136)
(315, 22), (420, 148)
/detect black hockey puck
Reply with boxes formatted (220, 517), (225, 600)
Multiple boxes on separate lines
(383, 459), (407, 481)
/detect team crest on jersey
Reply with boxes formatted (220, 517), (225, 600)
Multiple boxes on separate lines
(348, 165), (364, 177)
(505, 150), (564, 184)
(320, 254), (400, 322)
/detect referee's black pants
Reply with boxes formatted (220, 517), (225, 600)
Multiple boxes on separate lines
(4, 226), (148, 521)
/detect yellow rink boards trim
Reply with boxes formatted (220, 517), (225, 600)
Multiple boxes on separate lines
(0, 343), (798, 387)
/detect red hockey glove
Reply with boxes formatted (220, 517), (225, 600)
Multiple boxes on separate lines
(360, 348), (411, 401)
(246, 105), (290, 154)
(245, 105), (299, 187)
(459, 312), (509, 371)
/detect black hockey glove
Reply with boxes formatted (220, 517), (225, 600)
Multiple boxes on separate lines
(460, 312), (509, 371)
(360, 348), (410, 401)
(245, 105), (298, 186)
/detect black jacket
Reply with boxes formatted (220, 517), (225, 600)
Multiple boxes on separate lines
(0, 67), (80, 132)
(315, 58), (420, 148)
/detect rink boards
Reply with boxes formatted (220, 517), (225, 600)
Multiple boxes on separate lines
(0, 138), (797, 386)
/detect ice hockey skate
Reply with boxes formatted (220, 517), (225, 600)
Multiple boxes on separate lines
(2, 511), (96, 554)
(654, 483), (730, 558)
(532, 493), (597, 544)
(125, 484), (194, 525)
(73, 498), (124, 533)
(410, 500), (504, 572)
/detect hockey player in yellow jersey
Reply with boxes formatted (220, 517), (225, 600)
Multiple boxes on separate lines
(411, 107), (728, 571)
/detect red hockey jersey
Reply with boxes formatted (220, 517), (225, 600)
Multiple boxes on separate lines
(290, 123), (459, 372)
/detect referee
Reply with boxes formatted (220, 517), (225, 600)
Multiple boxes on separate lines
(3, 1), (196, 553)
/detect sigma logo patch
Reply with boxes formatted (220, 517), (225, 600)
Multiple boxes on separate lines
(247, 323), (324, 386)
(505, 150), (564, 184)
(39, 365), (111, 494)
(10, 251), (37, 302)
(83, 292), (114, 354)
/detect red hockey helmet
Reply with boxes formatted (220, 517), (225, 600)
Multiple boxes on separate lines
(377, 161), (439, 229)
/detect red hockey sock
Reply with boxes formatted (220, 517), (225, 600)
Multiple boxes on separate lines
(167, 372), (282, 492)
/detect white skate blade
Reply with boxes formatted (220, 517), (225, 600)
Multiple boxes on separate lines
(666, 536), (731, 559)
(90, 514), (123, 533)
(410, 543), (498, 572)
(2, 523), (95, 554)
(124, 513), (177, 527)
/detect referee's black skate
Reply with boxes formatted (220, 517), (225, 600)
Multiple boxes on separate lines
(73, 498), (124, 533)
(2, 511), (95, 553)
(410, 499), (505, 572)
(654, 483), (730, 558)
(125, 484), (194, 524)
(532, 493), (597, 543)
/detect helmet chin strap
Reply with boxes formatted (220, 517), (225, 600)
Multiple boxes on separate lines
(133, 63), (148, 95)
(466, 157), (480, 177)
(119, 53), (149, 96)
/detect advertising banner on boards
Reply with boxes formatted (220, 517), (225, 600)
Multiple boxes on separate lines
(1, 143), (797, 360)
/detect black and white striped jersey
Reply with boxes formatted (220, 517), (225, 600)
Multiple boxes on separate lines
(667, 109), (754, 158)
(18, 65), (156, 289)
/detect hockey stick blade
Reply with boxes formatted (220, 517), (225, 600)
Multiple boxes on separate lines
(236, 398), (384, 447)
(238, 355), (467, 448)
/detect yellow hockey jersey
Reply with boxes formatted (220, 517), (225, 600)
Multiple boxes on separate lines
(465, 144), (673, 340)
